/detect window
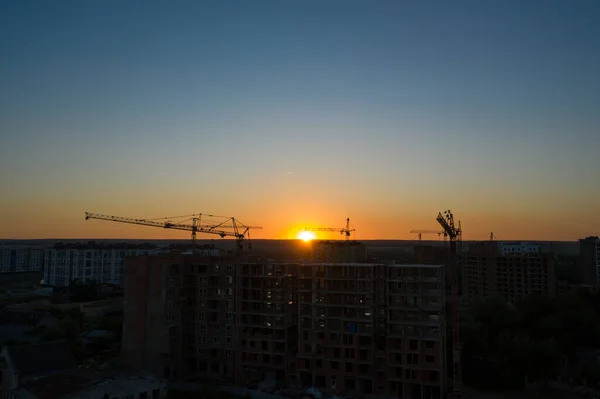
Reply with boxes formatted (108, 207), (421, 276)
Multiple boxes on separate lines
(226, 312), (233, 321)
(227, 276), (233, 284)
(199, 289), (207, 296)
(226, 325), (232, 333)
(225, 349), (232, 357)
(226, 264), (233, 272)
(226, 336), (232, 345)
(199, 276), (207, 284)
(165, 301), (172, 309)
(199, 336), (206, 344)
(200, 325), (206, 333)
(225, 288), (233, 296)
(199, 300), (205, 307)
(216, 288), (221, 296)
(197, 348), (204, 355)
(199, 312), (205, 320)
(426, 355), (434, 363)
(215, 265), (221, 272)
(214, 336), (220, 343)
(215, 325), (220, 332)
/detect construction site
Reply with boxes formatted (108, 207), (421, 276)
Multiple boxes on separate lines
(86, 210), (465, 399)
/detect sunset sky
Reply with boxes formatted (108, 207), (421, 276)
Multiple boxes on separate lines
(1, 1), (599, 241)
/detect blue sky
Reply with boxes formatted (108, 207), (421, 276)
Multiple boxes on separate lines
(1, 0), (599, 240)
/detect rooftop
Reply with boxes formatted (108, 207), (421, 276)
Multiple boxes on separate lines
(5, 340), (77, 378)
(0, 310), (49, 326)
(13, 370), (161, 399)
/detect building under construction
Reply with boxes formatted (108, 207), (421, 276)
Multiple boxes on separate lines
(122, 254), (446, 398)
(462, 241), (556, 302)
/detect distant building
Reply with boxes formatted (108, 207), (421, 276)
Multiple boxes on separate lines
(12, 369), (167, 399)
(0, 340), (78, 399)
(43, 242), (159, 286)
(0, 310), (58, 345)
(578, 236), (600, 285)
(463, 242), (556, 302)
(312, 241), (367, 263)
(0, 245), (43, 274)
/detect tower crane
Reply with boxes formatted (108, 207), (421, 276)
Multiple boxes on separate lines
(303, 217), (355, 241)
(436, 210), (462, 399)
(409, 229), (445, 241)
(84, 212), (262, 252)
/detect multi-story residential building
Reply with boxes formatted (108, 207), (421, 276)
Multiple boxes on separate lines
(295, 263), (446, 399)
(43, 242), (158, 286)
(122, 255), (447, 398)
(122, 254), (298, 383)
(578, 236), (600, 285)
(238, 262), (298, 384)
(0, 245), (43, 274)
(463, 242), (556, 302)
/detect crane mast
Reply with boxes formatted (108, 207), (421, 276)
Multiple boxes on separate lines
(84, 212), (261, 252)
(436, 210), (462, 399)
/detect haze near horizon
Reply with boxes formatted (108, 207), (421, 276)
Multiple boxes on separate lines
(1, 1), (599, 241)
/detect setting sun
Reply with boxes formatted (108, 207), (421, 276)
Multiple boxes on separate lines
(297, 231), (317, 242)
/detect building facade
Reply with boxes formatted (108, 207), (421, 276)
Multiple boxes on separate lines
(0, 245), (43, 274)
(122, 256), (447, 398)
(578, 236), (600, 285)
(122, 254), (242, 381)
(295, 263), (446, 399)
(463, 242), (556, 302)
(43, 242), (158, 286)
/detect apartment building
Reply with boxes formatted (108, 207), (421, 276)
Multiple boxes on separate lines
(0, 245), (43, 274)
(43, 242), (158, 286)
(122, 255), (446, 397)
(463, 242), (556, 302)
(295, 263), (446, 399)
(579, 236), (600, 285)
(122, 254), (298, 384)
(238, 262), (298, 384)
(122, 254), (235, 380)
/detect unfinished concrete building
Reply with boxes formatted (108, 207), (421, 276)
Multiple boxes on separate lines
(295, 263), (446, 398)
(238, 262), (298, 384)
(123, 254), (447, 397)
(387, 264), (446, 399)
(122, 254), (299, 385)
(122, 254), (239, 381)
(463, 242), (556, 302)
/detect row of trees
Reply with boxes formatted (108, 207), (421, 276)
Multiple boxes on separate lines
(460, 289), (600, 391)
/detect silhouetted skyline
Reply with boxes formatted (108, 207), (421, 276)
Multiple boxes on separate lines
(1, 1), (599, 240)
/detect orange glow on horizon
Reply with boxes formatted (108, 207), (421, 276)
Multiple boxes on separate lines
(297, 231), (317, 242)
